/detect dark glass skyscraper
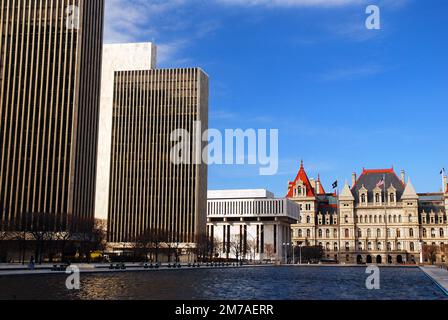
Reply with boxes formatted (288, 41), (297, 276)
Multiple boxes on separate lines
(0, 0), (104, 233)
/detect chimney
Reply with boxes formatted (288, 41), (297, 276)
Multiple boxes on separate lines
(401, 170), (405, 184)
(352, 172), (357, 188)
(316, 180), (321, 194)
(310, 178), (316, 190)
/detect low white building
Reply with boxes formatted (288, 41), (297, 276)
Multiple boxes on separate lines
(207, 190), (300, 262)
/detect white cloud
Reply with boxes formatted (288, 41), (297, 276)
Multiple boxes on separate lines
(319, 65), (386, 81)
(104, 0), (187, 43)
(216, 0), (366, 8)
(104, 0), (219, 66)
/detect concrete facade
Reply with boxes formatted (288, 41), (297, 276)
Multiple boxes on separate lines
(207, 190), (299, 262)
(95, 43), (157, 220)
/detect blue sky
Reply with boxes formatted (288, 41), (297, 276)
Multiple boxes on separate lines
(105, 0), (448, 196)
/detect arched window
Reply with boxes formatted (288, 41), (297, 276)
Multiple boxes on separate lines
(345, 242), (350, 251)
(440, 228), (444, 237)
(409, 228), (414, 238)
(423, 228), (427, 237)
(431, 228), (436, 238)
(334, 243), (338, 251)
(387, 228), (391, 237)
(345, 215), (349, 223)
(375, 193), (380, 203)
(389, 215), (392, 223)
(360, 216), (364, 223)
(358, 229), (362, 238)
(326, 229), (330, 238)
(393, 215), (397, 223)
(377, 242), (382, 250)
(334, 229), (338, 237)
(397, 242), (402, 251)
(318, 229), (323, 238)
(361, 194), (366, 203)
(306, 216), (311, 224)
(387, 242), (392, 251)
(410, 242), (415, 251)
(397, 229), (401, 238)
(408, 215), (412, 223)
(367, 229), (372, 238)
(298, 229), (302, 238)
(297, 186), (302, 196)
(377, 229), (381, 238)
(379, 215), (383, 223)
(369, 215), (373, 223)
(374, 216), (378, 223)
(368, 242), (373, 251)
(399, 215), (402, 223)
(345, 229), (350, 238)
(358, 242), (363, 250)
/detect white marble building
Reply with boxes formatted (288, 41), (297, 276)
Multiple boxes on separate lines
(95, 43), (157, 220)
(207, 190), (300, 262)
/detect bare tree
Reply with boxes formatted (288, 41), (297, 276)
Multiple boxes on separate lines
(423, 244), (439, 265)
(195, 233), (214, 262)
(213, 237), (224, 260)
(92, 219), (108, 252)
(229, 234), (245, 262)
(264, 244), (275, 262)
(246, 239), (257, 262)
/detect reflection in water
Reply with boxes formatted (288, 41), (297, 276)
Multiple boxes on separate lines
(0, 267), (446, 300)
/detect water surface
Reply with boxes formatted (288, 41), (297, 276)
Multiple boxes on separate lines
(0, 266), (446, 300)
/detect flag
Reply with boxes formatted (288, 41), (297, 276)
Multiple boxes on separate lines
(332, 181), (338, 189)
(376, 178), (385, 188)
(441, 168), (446, 175)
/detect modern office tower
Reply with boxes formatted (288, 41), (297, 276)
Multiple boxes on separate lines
(0, 0), (104, 233)
(108, 68), (209, 245)
(95, 43), (157, 221)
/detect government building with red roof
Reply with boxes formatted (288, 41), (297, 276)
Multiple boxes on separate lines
(287, 161), (448, 264)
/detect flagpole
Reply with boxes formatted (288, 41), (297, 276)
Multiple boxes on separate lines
(384, 174), (388, 260)
(441, 168), (446, 193)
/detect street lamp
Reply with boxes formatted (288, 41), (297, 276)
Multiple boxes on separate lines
(292, 243), (295, 264)
(282, 242), (290, 264)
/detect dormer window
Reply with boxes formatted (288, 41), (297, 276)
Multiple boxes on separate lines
(373, 186), (383, 206)
(295, 181), (306, 197)
(430, 214), (435, 224)
(388, 184), (397, 204)
(359, 185), (368, 205)
(375, 193), (380, 203)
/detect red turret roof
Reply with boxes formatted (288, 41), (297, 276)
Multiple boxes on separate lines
(287, 160), (316, 198)
(317, 174), (326, 195)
